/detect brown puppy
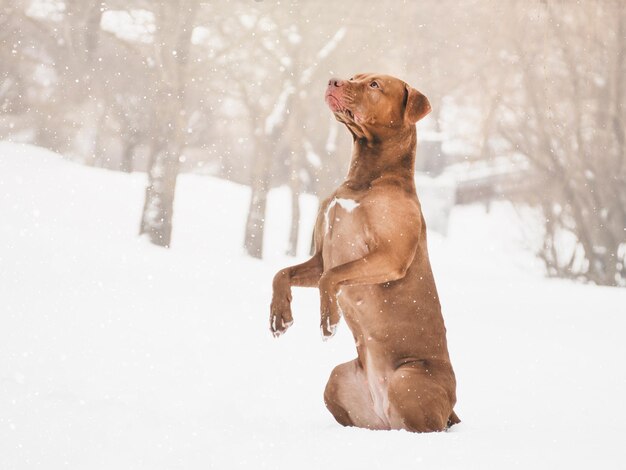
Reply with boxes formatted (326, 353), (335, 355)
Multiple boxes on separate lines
(270, 74), (460, 432)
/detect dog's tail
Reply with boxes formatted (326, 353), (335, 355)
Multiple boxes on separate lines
(447, 410), (461, 428)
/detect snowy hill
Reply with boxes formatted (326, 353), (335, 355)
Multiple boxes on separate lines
(1, 142), (625, 469)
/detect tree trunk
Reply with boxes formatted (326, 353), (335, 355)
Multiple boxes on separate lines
(287, 184), (300, 256)
(137, 0), (197, 248)
(286, 103), (303, 257)
(139, 141), (180, 248)
(120, 139), (135, 173)
(244, 184), (268, 258)
(244, 133), (273, 258)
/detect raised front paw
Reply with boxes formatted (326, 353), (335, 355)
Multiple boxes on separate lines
(319, 287), (341, 341)
(270, 294), (294, 338)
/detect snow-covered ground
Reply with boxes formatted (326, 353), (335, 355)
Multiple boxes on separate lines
(1, 142), (625, 469)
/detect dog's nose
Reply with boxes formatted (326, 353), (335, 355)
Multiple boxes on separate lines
(328, 77), (345, 88)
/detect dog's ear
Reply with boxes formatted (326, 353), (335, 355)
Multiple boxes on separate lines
(404, 85), (431, 124)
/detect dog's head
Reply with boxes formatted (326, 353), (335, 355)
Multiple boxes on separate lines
(325, 73), (431, 140)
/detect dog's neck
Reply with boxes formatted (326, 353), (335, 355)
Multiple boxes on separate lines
(344, 126), (417, 191)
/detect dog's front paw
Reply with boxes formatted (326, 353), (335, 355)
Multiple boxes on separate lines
(319, 292), (340, 341)
(270, 294), (293, 338)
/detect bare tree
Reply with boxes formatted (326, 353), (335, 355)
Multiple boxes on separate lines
(491, 1), (626, 286)
(235, 1), (349, 258)
(139, 1), (198, 247)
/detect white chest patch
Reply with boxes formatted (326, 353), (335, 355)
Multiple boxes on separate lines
(324, 197), (360, 236)
(335, 198), (360, 212)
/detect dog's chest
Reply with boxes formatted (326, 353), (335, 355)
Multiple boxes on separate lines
(321, 196), (370, 269)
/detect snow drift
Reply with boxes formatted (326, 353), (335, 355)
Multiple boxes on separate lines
(1, 142), (625, 469)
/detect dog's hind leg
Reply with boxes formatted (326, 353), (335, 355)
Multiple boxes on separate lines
(387, 366), (455, 433)
(324, 359), (389, 430)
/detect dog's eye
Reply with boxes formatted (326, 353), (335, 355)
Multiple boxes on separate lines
(370, 81), (380, 89)
(349, 77), (354, 81)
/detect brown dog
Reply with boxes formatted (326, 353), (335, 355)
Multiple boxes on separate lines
(270, 74), (459, 432)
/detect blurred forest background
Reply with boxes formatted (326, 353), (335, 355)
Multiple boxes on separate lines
(0, 0), (624, 287)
